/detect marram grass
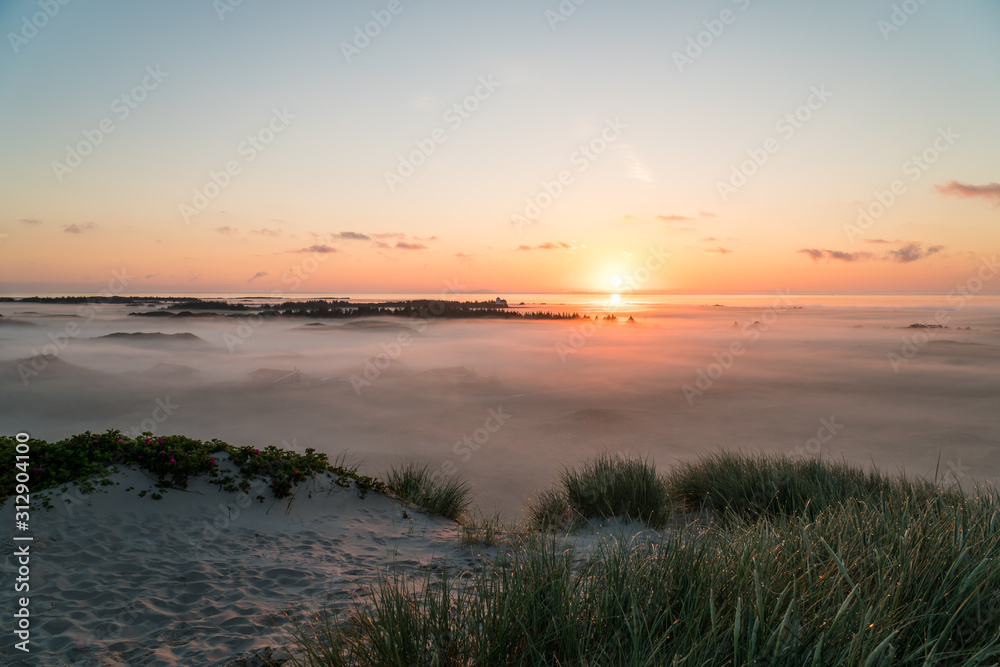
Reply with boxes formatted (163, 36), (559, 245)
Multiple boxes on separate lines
(293, 452), (1000, 666)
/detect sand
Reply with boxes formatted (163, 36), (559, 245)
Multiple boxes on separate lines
(0, 458), (490, 666)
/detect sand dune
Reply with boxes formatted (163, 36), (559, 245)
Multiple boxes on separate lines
(0, 460), (483, 666)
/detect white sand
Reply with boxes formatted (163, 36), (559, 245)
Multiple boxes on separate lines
(0, 459), (493, 666)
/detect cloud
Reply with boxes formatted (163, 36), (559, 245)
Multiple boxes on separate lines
(413, 235), (439, 241)
(19, 218), (41, 225)
(798, 243), (941, 263)
(936, 181), (1000, 203)
(296, 244), (336, 253)
(864, 238), (895, 244)
(372, 232), (404, 239)
(657, 214), (691, 221)
(395, 242), (427, 250)
(455, 253), (474, 262)
(884, 242), (944, 263)
(699, 211), (716, 217)
(704, 247), (732, 255)
(64, 222), (97, 234)
(517, 242), (574, 251)
(798, 248), (875, 262)
(702, 237), (720, 242)
(251, 228), (281, 237)
(331, 231), (370, 241)
(620, 214), (639, 222)
(215, 226), (238, 235)
(247, 271), (269, 283)
(827, 250), (875, 262)
(374, 241), (390, 249)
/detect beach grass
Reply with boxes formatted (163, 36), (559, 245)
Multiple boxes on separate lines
(527, 452), (670, 530)
(293, 453), (1000, 666)
(385, 461), (472, 521)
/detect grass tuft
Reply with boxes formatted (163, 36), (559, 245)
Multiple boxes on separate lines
(385, 461), (472, 521)
(294, 453), (1000, 666)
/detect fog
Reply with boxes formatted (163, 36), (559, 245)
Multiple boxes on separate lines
(3, 299), (999, 516)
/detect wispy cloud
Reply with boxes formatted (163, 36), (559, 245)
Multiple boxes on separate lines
(936, 181), (1000, 203)
(251, 228), (281, 237)
(798, 248), (875, 262)
(331, 231), (370, 241)
(395, 242), (427, 250)
(864, 238), (895, 244)
(247, 271), (268, 283)
(885, 242), (944, 263)
(19, 218), (41, 225)
(296, 244), (336, 253)
(799, 242), (943, 263)
(64, 222), (97, 234)
(699, 211), (716, 217)
(517, 241), (575, 251)
(215, 226), (238, 235)
(704, 247), (732, 255)
(657, 214), (691, 221)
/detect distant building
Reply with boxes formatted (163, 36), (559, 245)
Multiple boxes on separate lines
(249, 367), (304, 387)
(495, 297), (508, 307)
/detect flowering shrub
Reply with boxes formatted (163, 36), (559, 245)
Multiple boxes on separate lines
(0, 430), (385, 503)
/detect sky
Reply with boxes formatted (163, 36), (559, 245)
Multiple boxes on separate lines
(1, 0), (998, 296)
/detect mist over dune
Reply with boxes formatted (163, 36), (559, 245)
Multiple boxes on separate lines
(2, 299), (999, 516)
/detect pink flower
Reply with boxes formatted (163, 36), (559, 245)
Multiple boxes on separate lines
(169, 456), (176, 464)
(33, 467), (42, 472)
(156, 438), (162, 445)
(117, 439), (124, 443)
(254, 449), (260, 455)
(210, 457), (216, 466)
(146, 438), (151, 444)
(138, 455), (143, 460)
